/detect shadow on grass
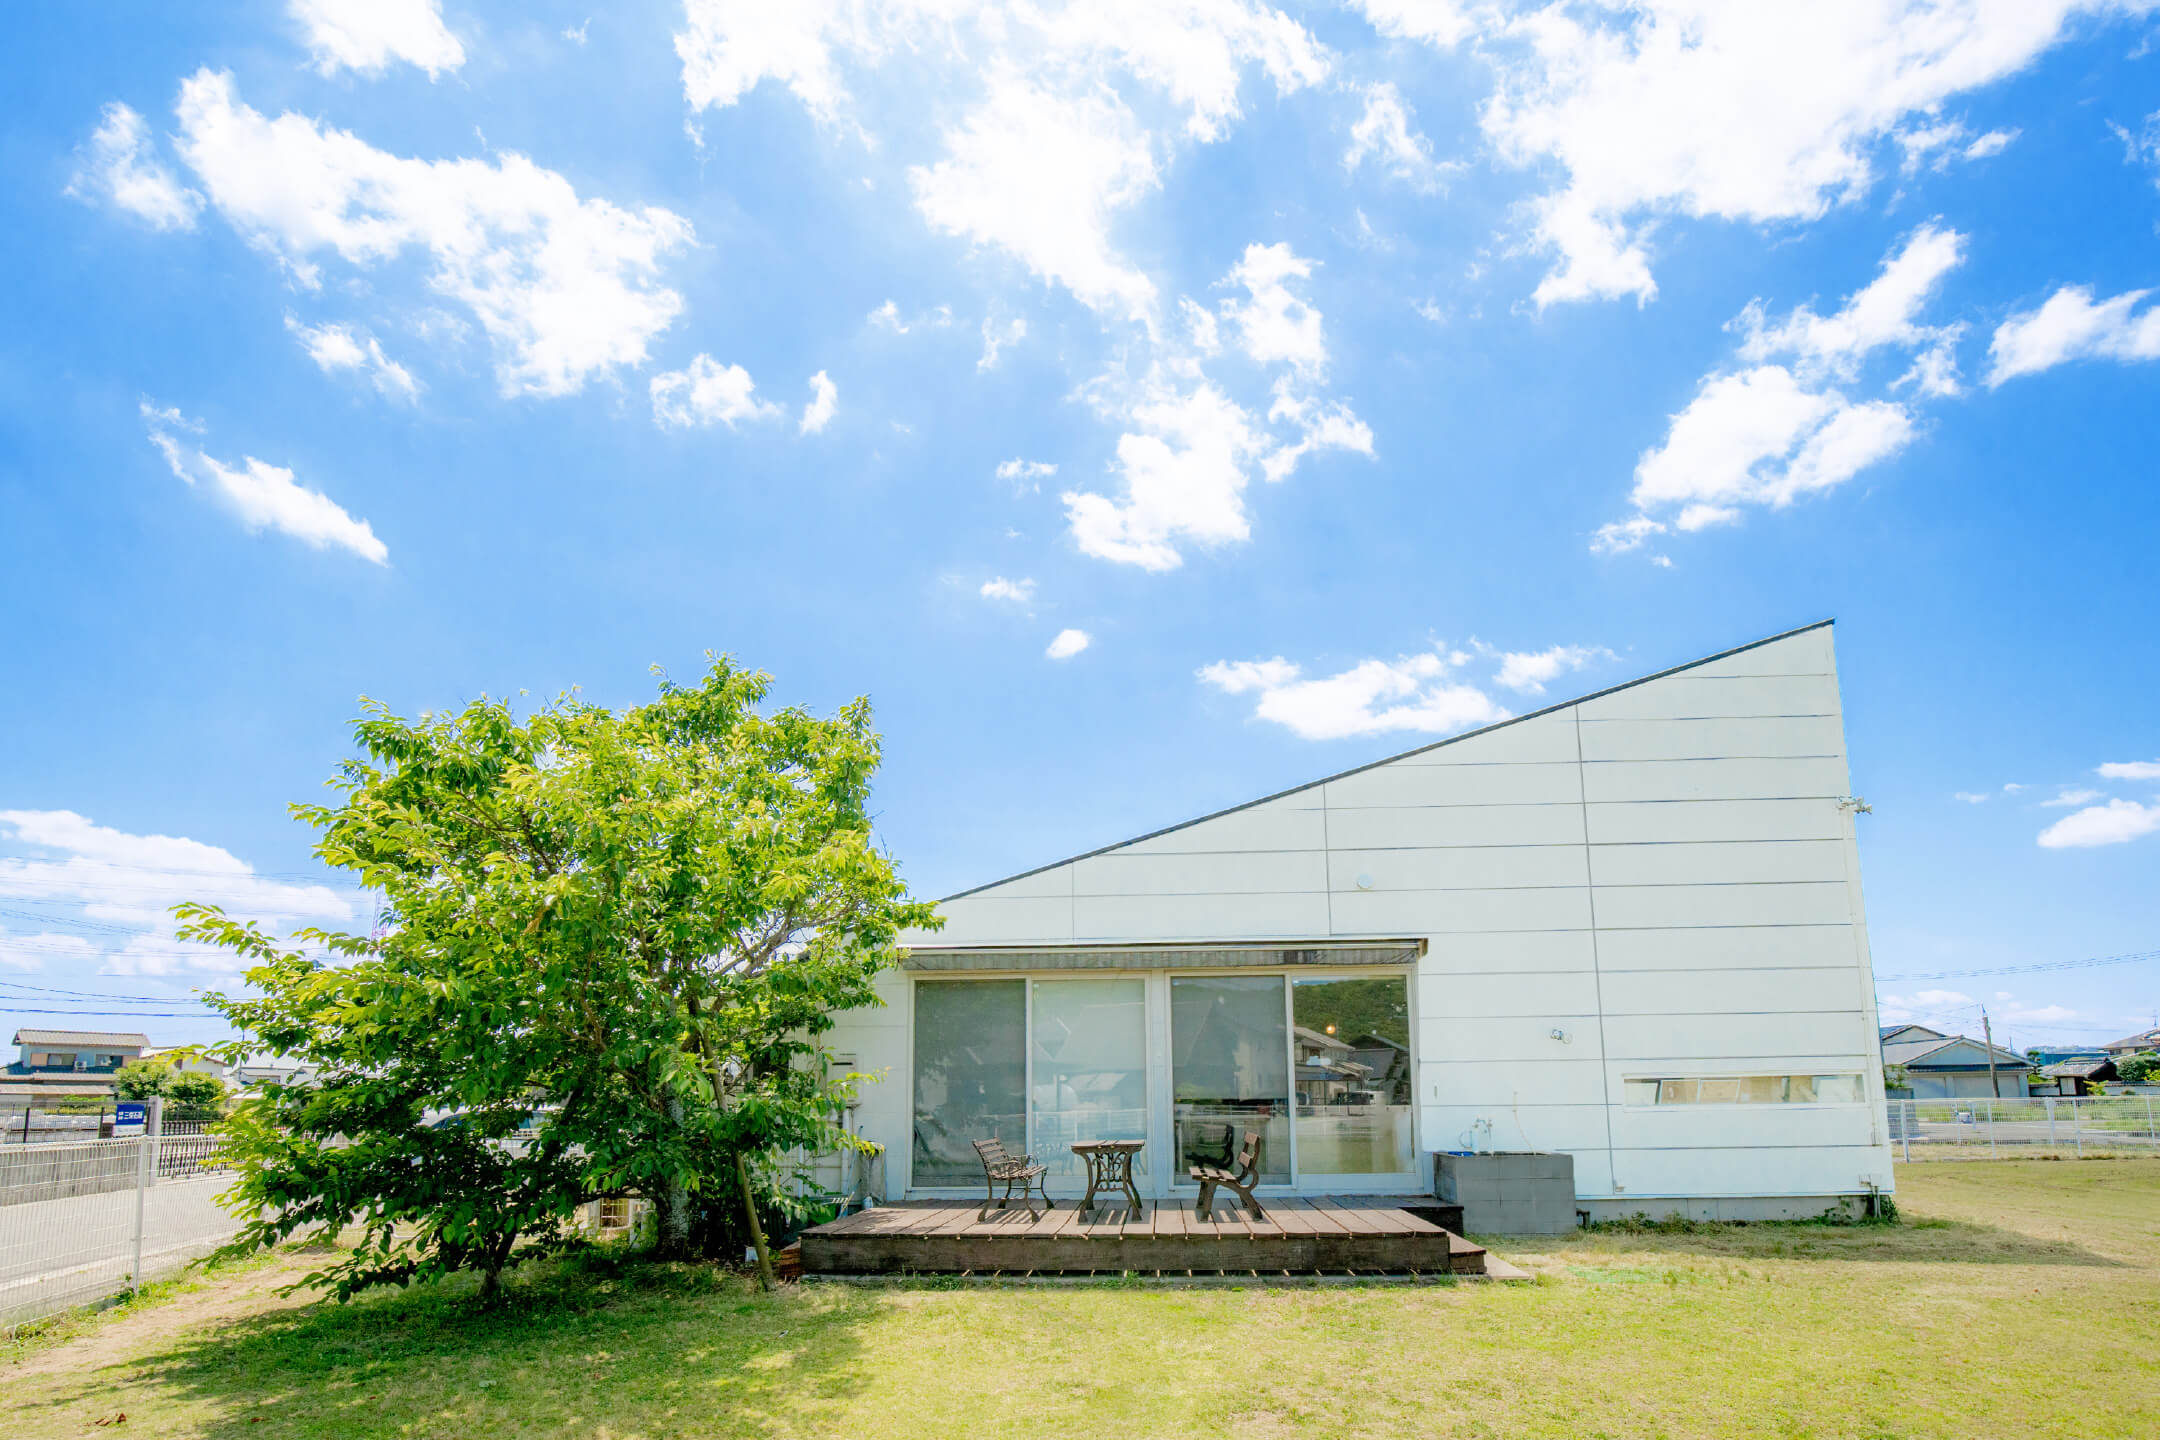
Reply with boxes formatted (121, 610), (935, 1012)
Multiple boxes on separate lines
(36, 1251), (887, 1440)
(1475, 1216), (2125, 1269)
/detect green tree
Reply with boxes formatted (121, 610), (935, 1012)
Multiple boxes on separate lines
(2119, 1052), (2160, 1086)
(113, 1060), (227, 1110)
(179, 657), (937, 1300)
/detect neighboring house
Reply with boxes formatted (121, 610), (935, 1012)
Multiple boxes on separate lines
(2025, 1045), (2107, 1068)
(1879, 1024), (2029, 1099)
(2038, 1057), (2116, 1096)
(2098, 1027), (2160, 1059)
(6, 1029), (150, 1091)
(140, 1046), (233, 1083)
(826, 621), (1898, 1222)
(231, 1056), (315, 1088)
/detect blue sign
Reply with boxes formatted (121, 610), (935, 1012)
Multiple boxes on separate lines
(114, 1102), (146, 1136)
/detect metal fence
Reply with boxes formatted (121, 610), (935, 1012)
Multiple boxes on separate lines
(0, 1109), (241, 1331)
(1889, 1095), (2160, 1160)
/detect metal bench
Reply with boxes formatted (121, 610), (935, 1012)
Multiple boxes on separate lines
(972, 1137), (1053, 1219)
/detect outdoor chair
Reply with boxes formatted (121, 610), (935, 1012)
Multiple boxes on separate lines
(1190, 1129), (1264, 1218)
(972, 1137), (1053, 1219)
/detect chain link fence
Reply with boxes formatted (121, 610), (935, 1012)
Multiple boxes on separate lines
(0, 1104), (242, 1331)
(1889, 1095), (2160, 1160)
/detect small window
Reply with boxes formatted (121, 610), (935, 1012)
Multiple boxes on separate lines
(1628, 1073), (1864, 1105)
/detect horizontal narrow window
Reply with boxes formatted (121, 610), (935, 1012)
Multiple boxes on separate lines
(1626, 1074), (1863, 1105)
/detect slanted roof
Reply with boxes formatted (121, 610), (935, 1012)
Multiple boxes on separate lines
(2042, 1058), (2117, 1080)
(1883, 1033), (2026, 1069)
(1879, 1023), (1944, 1045)
(12, 1029), (151, 1048)
(2100, 1028), (2160, 1053)
(946, 619), (1838, 902)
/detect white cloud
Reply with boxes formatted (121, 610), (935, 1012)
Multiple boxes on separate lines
(910, 75), (1161, 322)
(2037, 798), (2160, 849)
(0, 808), (354, 979)
(1963, 127), (2018, 160)
(173, 69), (690, 398)
(1474, 3), (2129, 307)
(1064, 380), (1266, 570)
(143, 402), (388, 564)
(1347, 0), (1475, 48)
(651, 355), (783, 429)
(1493, 644), (1608, 695)
(980, 576), (1036, 603)
(1200, 646), (1510, 741)
(1345, 82), (1448, 190)
(997, 458), (1058, 489)
(1260, 381), (1374, 482)
(979, 314), (1027, 370)
(564, 19), (590, 46)
(1952, 791), (1989, 804)
(1736, 224), (1965, 381)
(2041, 787), (2102, 807)
(67, 103), (202, 232)
(290, 0), (464, 78)
(867, 300), (909, 333)
(1046, 627), (1092, 659)
(1986, 285), (2160, 385)
(2098, 759), (2160, 780)
(800, 370), (839, 434)
(1600, 226), (1965, 549)
(284, 316), (421, 402)
(1220, 243), (1328, 377)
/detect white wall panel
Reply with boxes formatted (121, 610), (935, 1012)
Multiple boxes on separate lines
(1332, 885), (1592, 936)
(1393, 713), (1580, 765)
(1112, 798), (1328, 855)
(1577, 715), (1844, 763)
(1594, 925), (1859, 972)
(1421, 929), (1599, 976)
(1421, 1103), (1610, 1153)
(1598, 967), (1866, 1017)
(1425, 970), (1603, 1018)
(1602, 1010), (1871, 1062)
(1585, 798), (1845, 844)
(1682, 627), (1835, 678)
(1582, 756), (1850, 804)
(1592, 881), (1853, 930)
(1418, 1056), (1608, 1105)
(1577, 674), (1837, 721)
(1590, 839), (1847, 887)
(1326, 761), (1583, 809)
(1072, 849), (1325, 897)
(1071, 890), (1330, 941)
(1420, 1015), (1607, 1065)
(928, 896), (1073, 943)
(1328, 844), (1588, 893)
(1327, 803), (1586, 849)
(1611, 1145), (1889, 1198)
(958, 866), (1073, 901)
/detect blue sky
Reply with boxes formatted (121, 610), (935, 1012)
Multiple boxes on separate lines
(3, 0), (2157, 1056)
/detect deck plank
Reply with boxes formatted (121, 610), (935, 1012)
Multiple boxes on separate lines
(1317, 1198), (1415, 1236)
(1291, 1197), (1351, 1235)
(1266, 1197), (1327, 1237)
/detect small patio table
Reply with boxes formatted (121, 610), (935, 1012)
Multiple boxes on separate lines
(1069, 1139), (1145, 1214)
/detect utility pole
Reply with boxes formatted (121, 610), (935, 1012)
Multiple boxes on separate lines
(1982, 1009), (2002, 1099)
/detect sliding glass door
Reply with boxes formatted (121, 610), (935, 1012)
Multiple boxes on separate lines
(1291, 975), (1414, 1176)
(1029, 979), (1147, 1186)
(1170, 975), (1292, 1185)
(910, 980), (1025, 1187)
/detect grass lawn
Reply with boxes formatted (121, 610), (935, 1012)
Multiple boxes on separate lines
(9, 1159), (2159, 1439)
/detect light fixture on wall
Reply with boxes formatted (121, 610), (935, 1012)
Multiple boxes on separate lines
(1354, 872), (1375, 890)
(1549, 1027), (1572, 1044)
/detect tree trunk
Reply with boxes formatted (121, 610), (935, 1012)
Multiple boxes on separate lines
(656, 1097), (693, 1259)
(737, 1153), (774, 1292)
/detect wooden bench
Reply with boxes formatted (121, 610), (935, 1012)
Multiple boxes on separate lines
(1191, 1129), (1264, 1218)
(972, 1137), (1053, 1219)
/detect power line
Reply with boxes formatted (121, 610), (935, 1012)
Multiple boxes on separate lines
(1875, 948), (2158, 983)
(1, 1007), (227, 1018)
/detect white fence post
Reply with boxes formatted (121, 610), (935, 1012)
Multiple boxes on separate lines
(1986, 1098), (1997, 1158)
(1900, 1101), (1910, 1163)
(2045, 1096), (2055, 1150)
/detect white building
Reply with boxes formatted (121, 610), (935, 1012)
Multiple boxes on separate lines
(829, 621), (1896, 1220)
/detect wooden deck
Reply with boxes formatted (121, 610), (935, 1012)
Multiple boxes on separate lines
(799, 1198), (1486, 1277)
